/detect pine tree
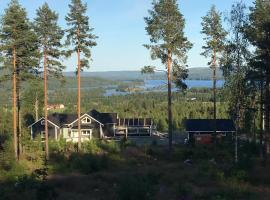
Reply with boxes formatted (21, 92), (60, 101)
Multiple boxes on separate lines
(65, 0), (97, 150)
(201, 5), (227, 142)
(246, 0), (270, 163)
(143, 0), (192, 150)
(34, 3), (65, 160)
(0, 0), (38, 160)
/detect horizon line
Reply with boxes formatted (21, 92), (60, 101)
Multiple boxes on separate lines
(63, 66), (212, 73)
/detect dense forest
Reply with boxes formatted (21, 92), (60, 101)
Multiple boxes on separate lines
(1, 0), (270, 199)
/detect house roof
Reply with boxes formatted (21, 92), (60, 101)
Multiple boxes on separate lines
(88, 109), (118, 124)
(185, 119), (236, 132)
(48, 113), (78, 126)
(28, 113), (103, 129)
(28, 117), (60, 129)
(30, 109), (154, 129)
(68, 113), (103, 126)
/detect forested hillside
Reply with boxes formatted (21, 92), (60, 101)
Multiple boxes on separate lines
(63, 67), (224, 80)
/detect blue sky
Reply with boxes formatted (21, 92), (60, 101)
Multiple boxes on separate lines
(0, 0), (254, 72)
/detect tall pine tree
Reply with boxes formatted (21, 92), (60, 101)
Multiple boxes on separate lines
(143, 0), (192, 150)
(34, 3), (65, 160)
(65, 0), (97, 150)
(0, 0), (38, 160)
(201, 5), (227, 142)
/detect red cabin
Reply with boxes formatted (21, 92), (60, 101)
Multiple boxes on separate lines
(185, 119), (236, 145)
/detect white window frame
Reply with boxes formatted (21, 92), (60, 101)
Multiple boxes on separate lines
(82, 117), (91, 124)
(82, 129), (92, 135)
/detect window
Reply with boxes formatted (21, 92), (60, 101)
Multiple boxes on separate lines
(82, 130), (92, 135)
(72, 130), (78, 137)
(82, 117), (91, 124)
(41, 120), (45, 125)
(40, 131), (45, 142)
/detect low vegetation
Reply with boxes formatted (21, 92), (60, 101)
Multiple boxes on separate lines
(1, 137), (270, 200)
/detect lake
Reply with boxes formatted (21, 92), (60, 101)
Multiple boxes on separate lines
(104, 79), (224, 96)
(144, 79), (224, 89)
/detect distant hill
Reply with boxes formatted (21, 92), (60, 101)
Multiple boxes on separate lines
(0, 67), (223, 81)
(63, 67), (224, 81)
(64, 71), (149, 80)
(187, 67), (223, 80)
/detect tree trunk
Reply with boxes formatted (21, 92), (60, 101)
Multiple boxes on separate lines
(36, 49), (40, 122)
(77, 28), (81, 151)
(264, 77), (270, 164)
(44, 47), (49, 161)
(213, 48), (217, 144)
(35, 93), (39, 122)
(167, 49), (173, 151)
(13, 47), (18, 161)
(17, 85), (22, 158)
(19, 108), (22, 155)
(235, 42), (241, 163)
(260, 78), (264, 159)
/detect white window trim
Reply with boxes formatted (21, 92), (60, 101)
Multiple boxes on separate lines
(82, 129), (92, 135)
(67, 113), (103, 126)
(82, 117), (91, 124)
(71, 129), (92, 137)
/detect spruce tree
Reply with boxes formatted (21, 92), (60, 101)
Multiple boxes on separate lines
(0, 0), (38, 160)
(143, 0), (192, 150)
(201, 5), (227, 142)
(34, 3), (65, 160)
(65, 0), (97, 150)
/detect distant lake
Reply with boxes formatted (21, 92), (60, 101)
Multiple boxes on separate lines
(144, 79), (224, 90)
(104, 79), (224, 96)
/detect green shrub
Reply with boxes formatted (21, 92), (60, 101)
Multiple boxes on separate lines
(232, 170), (248, 182)
(81, 140), (102, 154)
(0, 169), (57, 200)
(97, 140), (120, 154)
(120, 137), (136, 150)
(69, 153), (108, 174)
(195, 161), (221, 185)
(117, 173), (155, 200)
(218, 183), (252, 200)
